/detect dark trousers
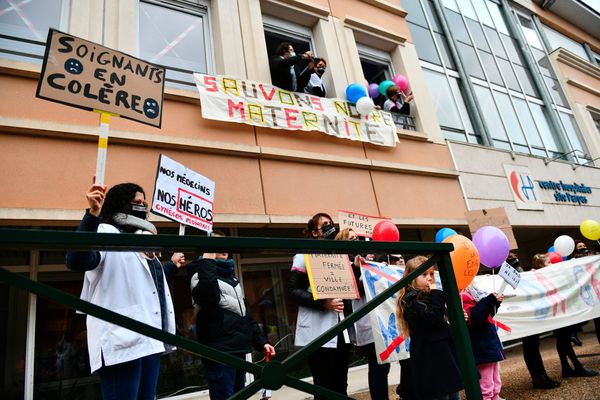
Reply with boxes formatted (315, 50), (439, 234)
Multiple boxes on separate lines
(522, 334), (546, 378)
(98, 353), (161, 400)
(595, 317), (600, 344)
(359, 343), (391, 400)
(203, 355), (246, 400)
(397, 357), (417, 399)
(555, 327), (583, 370)
(307, 340), (351, 400)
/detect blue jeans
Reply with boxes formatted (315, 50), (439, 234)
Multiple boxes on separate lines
(203, 356), (246, 400)
(98, 353), (161, 400)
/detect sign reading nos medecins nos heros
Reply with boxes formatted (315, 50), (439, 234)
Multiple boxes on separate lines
(36, 29), (165, 128)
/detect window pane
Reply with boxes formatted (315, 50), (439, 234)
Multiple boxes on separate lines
(531, 48), (553, 77)
(479, 50), (503, 85)
(423, 0), (442, 32)
(486, 1), (508, 34)
(441, 0), (460, 13)
(404, 0), (428, 26)
(448, 76), (474, 134)
(513, 98), (544, 147)
(494, 91), (527, 145)
(559, 112), (587, 156)
(513, 64), (538, 97)
(445, 9), (470, 44)
(544, 76), (568, 107)
(530, 103), (560, 152)
(473, 0), (494, 27)
(473, 84), (509, 141)
(458, 0), (478, 21)
(423, 69), (467, 132)
(518, 15), (543, 50)
(501, 34), (525, 65)
(497, 59), (520, 91)
(434, 32), (455, 69)
(466, 18), (490, 52)
(484, 27), (507, 59)
(409, 23), (442, 65)
(458, 42), (485, 79)
(139, 1), (209, 86)
(0, 0), (65, 61)
(542, 24), (588, 59)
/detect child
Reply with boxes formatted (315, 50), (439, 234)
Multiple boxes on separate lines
(396, 256), (463, 400)
(461, 285), (505, 400)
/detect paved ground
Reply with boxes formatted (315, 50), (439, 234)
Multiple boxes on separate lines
(353, 330), (600, 400)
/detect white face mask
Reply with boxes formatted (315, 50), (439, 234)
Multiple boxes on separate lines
(289, 51), (296, 57)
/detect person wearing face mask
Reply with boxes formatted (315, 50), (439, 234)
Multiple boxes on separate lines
(572, 240), (590, 258)
(287, 213), (352, 400)
(303, 57), (327, 97)
(187, 235), (275, 400)
(66, 180), (177, 400)
(269, 42), (313, 92)
(384, 84), (414, 115)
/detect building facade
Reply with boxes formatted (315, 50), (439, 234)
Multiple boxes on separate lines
(0, 0), (598, 398)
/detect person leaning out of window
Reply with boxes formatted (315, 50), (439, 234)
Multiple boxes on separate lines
(384, 84), (414, 116)
(303, 57), (327, 97)
(269, 42), (313, 92)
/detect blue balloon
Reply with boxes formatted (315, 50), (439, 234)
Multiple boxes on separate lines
(563, 256), (568, 261)
(345, 83), (367, 104)
(435, 227), (458, 243)
(548, 245), (555, 253)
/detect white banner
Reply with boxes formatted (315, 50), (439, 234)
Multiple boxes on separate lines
(151, 154), (215, 232)
(194, 73), (398, 147)
(362, 256), (600, 361)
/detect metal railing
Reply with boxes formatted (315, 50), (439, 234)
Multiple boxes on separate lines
(0, 228), (482, 400)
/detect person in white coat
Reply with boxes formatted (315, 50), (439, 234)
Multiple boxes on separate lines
(66, 181), (178, 400)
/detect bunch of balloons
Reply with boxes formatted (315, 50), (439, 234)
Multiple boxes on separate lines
(347, 74), (410, 116)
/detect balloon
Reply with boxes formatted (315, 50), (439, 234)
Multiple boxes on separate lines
(443, 234), (479, 291)
(392, 74), (409, 92)
(356, 97), (375, 115)
(435, 228), (457, 243)
(547, 245), (555, 253)
(379, 80), (395, 97)
(472, 226), (510, 269)
(547, 251), (563, 264)
(345, 83), (367, 104)
(580, 219), (600, 240)
(553, 235), (575, 257)
(368, 83), (380, 99)
(372, 220), (400, 241)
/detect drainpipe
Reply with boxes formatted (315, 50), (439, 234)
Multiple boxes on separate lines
(499, 0), (573, 161)
(430, 0), (492, 147)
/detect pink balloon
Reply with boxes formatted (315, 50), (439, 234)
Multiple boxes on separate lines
(392, 74), (408, 92)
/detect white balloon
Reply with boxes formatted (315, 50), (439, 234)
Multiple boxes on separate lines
(554, 235), (575, 257)
(356, 96), (375, 115)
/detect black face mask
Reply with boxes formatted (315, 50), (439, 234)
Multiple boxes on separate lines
(577, 248), (589, 255)
(316, 67), (326, 75)
(320, 223), (336, 240)
(127, 203), (148, 220)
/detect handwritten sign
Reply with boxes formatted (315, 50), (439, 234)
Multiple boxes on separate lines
(304, 254), (359, 300)
(151, 155), (215, 232)
(465, 207), (518, 250)
(194, 73), (398, 147)
(338, 210), (391, 238)
(498, 261), (521, 289)
(36, 29), (165, 127)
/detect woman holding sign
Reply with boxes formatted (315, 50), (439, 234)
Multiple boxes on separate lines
(287, 212), (351, 400)
(66, 181), (177, 400)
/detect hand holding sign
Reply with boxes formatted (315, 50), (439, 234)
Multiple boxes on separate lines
(85, 179), (107, 217)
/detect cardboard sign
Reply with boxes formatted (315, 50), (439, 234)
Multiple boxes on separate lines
(498, 261), (521, 289)
(36, 29), (165, 127)
(194, 73), (398, 147)
(151, 155), (215, 232)
(304, 254), (359, 300)
(465, 207), (518, 250)
(338, 210), (391, 238)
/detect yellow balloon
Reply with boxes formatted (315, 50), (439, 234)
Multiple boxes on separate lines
(580, 219), (600, 240)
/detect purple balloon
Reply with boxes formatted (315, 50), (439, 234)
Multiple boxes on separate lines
(368, 83), (379, 99)
(472, 226), (510, 269)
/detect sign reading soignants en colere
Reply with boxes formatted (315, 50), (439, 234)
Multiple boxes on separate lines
(194, 73), (398, 147)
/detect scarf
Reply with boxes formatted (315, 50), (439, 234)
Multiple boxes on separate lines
(111, 213), (159, 259)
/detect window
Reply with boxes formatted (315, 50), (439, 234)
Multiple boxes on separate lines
(0, 0), (69, 63)
(358, 44), (393, 84)
(542, 24), (588, 59)
(139, 0), (213, 89)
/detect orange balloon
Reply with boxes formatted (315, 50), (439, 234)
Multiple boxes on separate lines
(443, 234), (480, 290)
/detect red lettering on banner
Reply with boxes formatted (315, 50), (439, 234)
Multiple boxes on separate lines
(311, 97), (323, 112)
(204, 75), (218, 92)
(228, 99), (246, 119)
(285, 108), (301, 129)
(343, 119), (351, 137)
(534, 273), (566, 316)
(258, 84), (275, 101)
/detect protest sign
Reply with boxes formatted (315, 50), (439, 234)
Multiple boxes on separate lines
(36, 29), (165, 128)
(338, 210), (391, 238)
(304, 254), (359, 300)
(194, 73), (398, 147)
(465, 207), (518, 250)
(498, 261), (521, 289)
(151, 155), (215, 232)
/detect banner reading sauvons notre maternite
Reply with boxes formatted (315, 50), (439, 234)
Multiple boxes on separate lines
(194, 73), (398, 147)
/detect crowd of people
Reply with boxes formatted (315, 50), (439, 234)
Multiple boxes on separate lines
(66, 184), (598, 400)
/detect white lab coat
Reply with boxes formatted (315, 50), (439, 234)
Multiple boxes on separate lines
(79, 223), (176, 373)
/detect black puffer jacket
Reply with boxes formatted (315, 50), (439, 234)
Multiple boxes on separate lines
(188, 258), (267, 354)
